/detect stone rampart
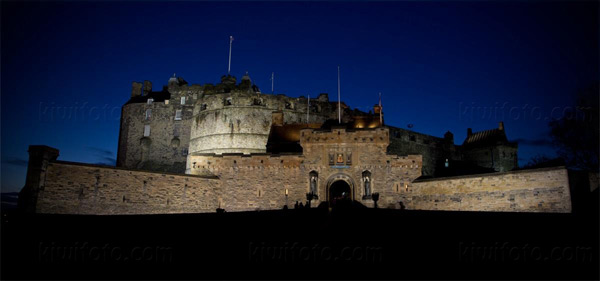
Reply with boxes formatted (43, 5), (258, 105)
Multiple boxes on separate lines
(402, 166), (572, 212)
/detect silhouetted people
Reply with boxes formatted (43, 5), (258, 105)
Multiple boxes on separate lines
(294, 201), (299, 209)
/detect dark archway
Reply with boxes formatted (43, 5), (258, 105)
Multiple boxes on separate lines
(329, 180), (351, 207)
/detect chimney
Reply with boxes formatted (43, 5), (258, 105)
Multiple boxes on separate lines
(498, 121), (504, 131)
(467, 128), (473, 136)
(143, 80), (152, 96)
(131, 82), (142, 97)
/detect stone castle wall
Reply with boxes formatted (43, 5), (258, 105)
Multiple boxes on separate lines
(461, 144), (518, 173)
(117, 81), (201, 173)
(189, 92), (338, 155)
(387, 126), (458, 176)
(188, 127), (423, 210)
(36, 161), (220, 215)
(22, 144), (571, 214)
(401, 166), (572, 212)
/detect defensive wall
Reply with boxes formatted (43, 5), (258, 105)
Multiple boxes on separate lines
(20, 135), (571, 214)
(402, 166), (572, 212)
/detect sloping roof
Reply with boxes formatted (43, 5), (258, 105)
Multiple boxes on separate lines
(319, 116), (382, 130)
(266, 123), (322, 153)
(462, 128), (509, 147)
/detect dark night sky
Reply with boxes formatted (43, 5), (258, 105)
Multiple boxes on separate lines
(1, 1), (598, 193)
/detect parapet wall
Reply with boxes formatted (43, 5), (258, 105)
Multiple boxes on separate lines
(21, 145), (571, 215)
(35, 161), (220, 214)
(401, 166), (572, 213)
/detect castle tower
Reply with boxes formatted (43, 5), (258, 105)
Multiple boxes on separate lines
(188, 74), (278, 156)
(187, 74), (334, 159)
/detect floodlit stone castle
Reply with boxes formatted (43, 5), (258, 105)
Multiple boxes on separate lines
(18, 73), (573, 214)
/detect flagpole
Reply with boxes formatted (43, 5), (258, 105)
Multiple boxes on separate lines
(228, 36), (233, 75)
(307, 94), (310, 123)
(271, 72), (274, 94)
(379, 92), (382, 126)
(337, 66), (341, 124)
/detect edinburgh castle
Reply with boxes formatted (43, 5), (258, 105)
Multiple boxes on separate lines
(18, 73), (572, 214)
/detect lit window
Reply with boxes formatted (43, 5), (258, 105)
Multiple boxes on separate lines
(175, 110), (182, 120)
(181, 96), (186, 105)
(145, 109), (151, 120)
(143, 125), (150, 137)
(147, 98), (153, 105)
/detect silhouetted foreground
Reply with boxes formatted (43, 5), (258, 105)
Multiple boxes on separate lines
(2, 198), (598, 280)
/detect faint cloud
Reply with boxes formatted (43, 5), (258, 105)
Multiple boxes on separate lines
(86, 146), (114, 157)
(86, 147), (116, 166)
(2, 157), (28, 167)
(95, 157), (116, 166)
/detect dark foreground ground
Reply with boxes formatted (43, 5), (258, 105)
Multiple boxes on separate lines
(2, 198), (598, 280)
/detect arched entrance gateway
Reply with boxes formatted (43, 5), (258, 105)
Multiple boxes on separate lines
(325, 173), (356, 207)
(329, 180), (351, 206)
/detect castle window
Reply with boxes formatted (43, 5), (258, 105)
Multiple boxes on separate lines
(171, 137), (180, 148)
(200, 104), (207, 111)
(409, 135), (416, 142)
(143, 125), (151, 137)
(253, 98), (263, 106)
(224, 98), (232, 106)
(147, 98), (153, 105)
(346, 152), (352, 165)
(181, 96), (186, 105)
(175, 110), (182, 120)
(145, 109), (151, 120)
(285, 101), (293, 109)
(181, 148), (188, 156)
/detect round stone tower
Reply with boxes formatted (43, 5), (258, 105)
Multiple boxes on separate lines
(187, 74), (334, 157)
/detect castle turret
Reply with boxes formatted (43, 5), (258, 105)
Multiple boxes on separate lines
(444, 131), (454, 144)
(168, 73), (177, 86)
(18, 145), (60, 213)
(240, 71), (252, 91)
(221, 75), (237, 86)
(143, 80), (152, 96)
(131, 82), (142, 97)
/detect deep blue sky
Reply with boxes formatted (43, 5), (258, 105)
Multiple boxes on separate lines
(1, 1), (598, 193)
